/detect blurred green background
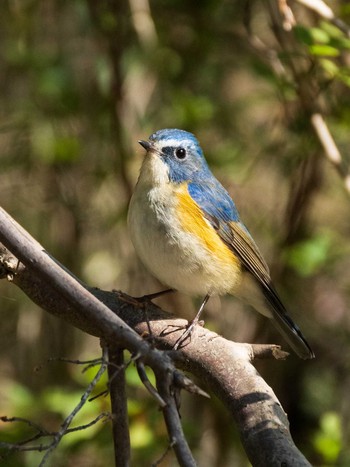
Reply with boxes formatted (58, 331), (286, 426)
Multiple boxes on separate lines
(1, 1), (350, 466)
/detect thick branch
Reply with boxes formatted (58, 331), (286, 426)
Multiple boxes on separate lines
(0, 208), (311, 466)
(0, 208), (194, 467)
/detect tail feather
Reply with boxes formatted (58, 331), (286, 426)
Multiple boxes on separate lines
(270, 307), (315, 359)
(262, 285), (315, 360)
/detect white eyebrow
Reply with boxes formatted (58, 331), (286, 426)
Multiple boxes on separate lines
(157, 138), (194, 148)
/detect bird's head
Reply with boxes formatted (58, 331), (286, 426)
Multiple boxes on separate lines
(138, 129), (211, 185)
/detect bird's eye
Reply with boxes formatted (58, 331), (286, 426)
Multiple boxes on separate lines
(175, 147), (187, 159)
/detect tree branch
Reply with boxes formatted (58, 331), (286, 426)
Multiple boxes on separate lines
(296, 0), (350, 37)
(266, 1), (350, 197)
(310, 113), (350, 195)
(107, 345), (130, 467)
(0, 207), (311, 465)
(0, 207), (194, 467)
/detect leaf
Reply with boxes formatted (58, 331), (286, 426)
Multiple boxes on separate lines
(309, 45), (340, 57)
(313, 412), (342, 464)
(284, 233), (332, 277)
(319, 58), (339, 77)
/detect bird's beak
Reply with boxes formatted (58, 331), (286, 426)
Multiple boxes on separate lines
(138, 140), (152, 151)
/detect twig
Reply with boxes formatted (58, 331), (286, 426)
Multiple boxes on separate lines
(0, 412), (111, 460)
(249, 343), (289, 359)
(0, 413), (110, 453)
(0, 352), (109, 462)
(136, 360), (167, 407)
(311, 113), (350, 195)
(295, 0), (350, 37)
(151, 438), (176, 467)
(38, 347), (109, 466)
(296, 0), (334, 20)
(61, 412), (110, 432)
(47, 356), (104, 374)
(156, 371), (197, 467)
(278, 0), (296, 31)
(48, 356), (103, 366)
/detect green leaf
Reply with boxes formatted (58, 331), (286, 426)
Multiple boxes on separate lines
(294, 26), (330, 45)
(53, 136), (80, 163)
(293, 25), (314, 46)
(319, 21), (344, 39)
(313, 411), (342, 464)
(284, 233), (332, 277)
(319, 58), (340, 77)
(309, 44), (340, 57)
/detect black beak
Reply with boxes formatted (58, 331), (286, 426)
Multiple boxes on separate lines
(138, 140), (152, 151)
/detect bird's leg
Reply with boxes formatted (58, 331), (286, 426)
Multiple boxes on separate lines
(173, 294), (210, 350)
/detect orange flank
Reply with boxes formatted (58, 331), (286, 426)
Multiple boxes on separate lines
(176, 185), (239, 266)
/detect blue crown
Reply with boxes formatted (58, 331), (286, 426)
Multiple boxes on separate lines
(149, 128), (198, 144)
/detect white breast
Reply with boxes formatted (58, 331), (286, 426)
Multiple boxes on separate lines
(128, 154), (241, 296)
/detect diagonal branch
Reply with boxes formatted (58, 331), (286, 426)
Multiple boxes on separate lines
(295, 0), (350, 37)
(0, 207), (195, 467)
(0, 207), (311, 465)
(310, 113), (350, 195)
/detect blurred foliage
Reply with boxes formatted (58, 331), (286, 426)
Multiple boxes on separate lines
(313, 411), (342, 464)
(0, 0), (350, 465)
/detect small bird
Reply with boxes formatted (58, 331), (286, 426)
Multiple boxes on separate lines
(128, 128), (314, 359)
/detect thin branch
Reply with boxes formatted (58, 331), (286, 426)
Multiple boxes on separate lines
(296, 0), (334, 20)
(295, 0), (350, 37)
(311, 112), (350, 194)
(263, 3), (350, 196)
(156, 371), (197, 467)
(0, 413), (109, 454)
(136, 360), (167, 407)
(38, 347), (108, 466)
(151, 438), (176, 467)
(48, 357), (103, 366)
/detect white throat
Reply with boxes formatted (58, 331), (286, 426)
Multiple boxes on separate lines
(137, 152), (170, 187)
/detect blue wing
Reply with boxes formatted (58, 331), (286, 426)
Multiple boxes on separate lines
(187, 180), (314, 359)
(188, 180), (269, 277)
(188, 181), (240, 224)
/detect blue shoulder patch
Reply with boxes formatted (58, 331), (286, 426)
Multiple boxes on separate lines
(188, 181), (240, 224)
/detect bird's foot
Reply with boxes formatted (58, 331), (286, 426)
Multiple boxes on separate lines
(173, 318), (204, 350)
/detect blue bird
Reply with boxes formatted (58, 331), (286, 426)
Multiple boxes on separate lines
(128, 128), (314, 359)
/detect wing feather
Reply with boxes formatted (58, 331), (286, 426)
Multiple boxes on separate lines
(188, 181), (314, 359)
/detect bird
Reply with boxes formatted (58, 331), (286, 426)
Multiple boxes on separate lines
(128, 128), (314, 359)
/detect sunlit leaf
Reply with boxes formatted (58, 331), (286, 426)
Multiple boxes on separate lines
(313, 412), (342, 464)
(319, 58), (339, 77)
(284, 233), (332, 277)
(309, 45), (340, 57)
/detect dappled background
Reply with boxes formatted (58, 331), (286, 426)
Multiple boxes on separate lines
(1, 0), (350, 465)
